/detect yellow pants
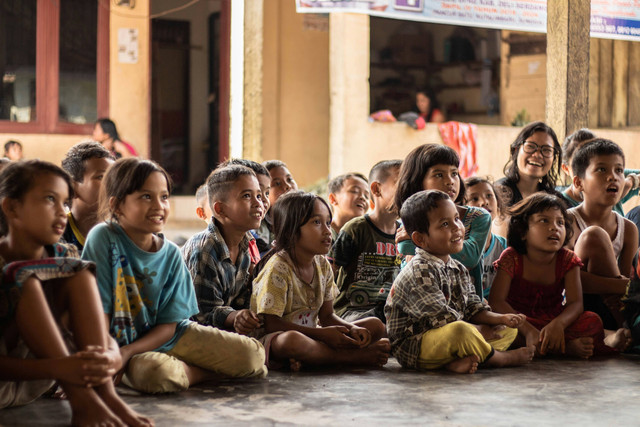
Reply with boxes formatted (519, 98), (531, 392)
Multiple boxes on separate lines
(123, 322), (267, 393)
(418, 321), (517, 370)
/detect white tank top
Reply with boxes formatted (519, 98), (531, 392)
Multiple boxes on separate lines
(568, 207), (625, 258)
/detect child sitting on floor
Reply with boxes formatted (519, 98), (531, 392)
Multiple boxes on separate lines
(195, 183), (212, 224)
(385, 190), (533, 374)
(395, 144), (491, 296)
(560, 128), (639, 216)
(82, 159), (266, 394)
(489, 193), (620, 358)
(251, 191), (390, 370)
(182, 164), (265, 335)
(327, 172), (370, 241)
(329, 160), (402, 322)
(60, 141), (115, 251)
(465, 176), (508, 298)
(0, 160), (151, 425)
(567, 138), (636, 342)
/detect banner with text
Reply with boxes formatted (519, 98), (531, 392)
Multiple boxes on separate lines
(296, 0), (640, 41)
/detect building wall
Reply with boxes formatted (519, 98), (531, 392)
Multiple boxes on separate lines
(262, 0), (330, 187)
(0, 1), (151, 165)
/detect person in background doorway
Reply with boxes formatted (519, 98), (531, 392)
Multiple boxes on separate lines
(92, 118), (138, 159)
(415, 89), (445, 124)
(3, 140), (23, 161)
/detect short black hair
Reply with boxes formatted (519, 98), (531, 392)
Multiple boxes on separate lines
(95, 118), (120, 141)
(0, 160), (74, 235)
(207, 164), (256, 204)
(562, 128), (596, 167)
(400, 190), (450, 236)
(571, 138), (625, 179)
(507, 193), (573, 254)
(327, 172), (368, 194)
(3, 140), (21, 155)
(369, 160), (402, 184)
(263, 160), (288, 172)
(219, 158), (269, 178)
(61, 140), (115, 182)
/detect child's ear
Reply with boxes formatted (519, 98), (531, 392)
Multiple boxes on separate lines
(1, 198), (18, 221)
(328, 192), (338, 207)
(212, 200), (225, 218)
(573, 175), (584, 192)
(108, 196), (119, 216)
(370, 181), (381, 198)
(410, 230), (428, 249)
(195, 207), (206, 220)
(561, 163), (571, 179)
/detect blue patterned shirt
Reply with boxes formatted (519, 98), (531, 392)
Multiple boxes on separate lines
(181, 219), (254, 328)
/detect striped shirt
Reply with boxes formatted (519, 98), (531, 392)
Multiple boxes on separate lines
(384, 248), (489, 369)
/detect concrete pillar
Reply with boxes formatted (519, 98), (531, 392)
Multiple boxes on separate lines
(243, 0), (263, 160)
(545, 0), (590, 142)
(329, 13), (369, 177)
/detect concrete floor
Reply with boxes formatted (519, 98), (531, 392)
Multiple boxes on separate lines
(2, 355), (639, 426)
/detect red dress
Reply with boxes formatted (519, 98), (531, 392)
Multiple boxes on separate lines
(494, 247), (610, 354)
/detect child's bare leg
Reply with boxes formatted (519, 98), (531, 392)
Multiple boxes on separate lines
(16, 276), (124, 427)
(604, 328), (632, 351)
(56, 270), (153, 427)
(565, 337), (595, 358)
(445, 355), (479, 374)
(574, 226), (620, 277)
(484, 346), (534, 368)
(352, 317), (387, 340)
(270, 331), (390, 367)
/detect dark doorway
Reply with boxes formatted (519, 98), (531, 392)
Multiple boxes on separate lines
(208, 1), (230, 170)
(151, 19), (190, 193)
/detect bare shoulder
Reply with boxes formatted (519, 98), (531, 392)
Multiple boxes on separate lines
(623, 217), (638, 242)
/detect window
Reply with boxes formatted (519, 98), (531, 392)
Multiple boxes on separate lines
(0, 0), (109, 134)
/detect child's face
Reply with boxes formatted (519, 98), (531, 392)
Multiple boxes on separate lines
(524, 207), (566, 253)
(11, 173), (69, 246)
(413, 198), (464, 262)
(74, 157), (114, 212)
(256, 173), (271, 214)
(466, 182), (498, 220)
(330, 177), (370, 220)
(217, 174), (264, 232)
(374, 167), (400, 213)
(115, 172), (170, 237)
(422, 164), (460, 200)
(297, 199), (333, 256)
(575, 154), (625, 206)
(6, 144), (22, 161)
(516, 131), (555, 181)
(269, 166), (297, 207)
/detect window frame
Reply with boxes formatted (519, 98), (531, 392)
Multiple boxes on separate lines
(0, 0), (109, 134)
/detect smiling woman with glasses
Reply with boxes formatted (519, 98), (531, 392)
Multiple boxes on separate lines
(495, 121), (563, 209)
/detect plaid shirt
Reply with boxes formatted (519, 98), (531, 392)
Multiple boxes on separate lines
(181, 219), (254, 328)
(384, 248), (489, 369)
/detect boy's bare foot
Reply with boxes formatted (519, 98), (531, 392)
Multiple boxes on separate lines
(96, 383), (154, 427)
(565, 337), (594, 359)
(289, 358), (302, 372)
(65, 386), (125, 427)
(445, 355), (479, 374)
(360, 338), (390, 367)
(604, 328), (632, 351)
(486, 346), (534, 367)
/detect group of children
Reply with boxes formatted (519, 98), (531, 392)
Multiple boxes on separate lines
(0, 120), (639, 425)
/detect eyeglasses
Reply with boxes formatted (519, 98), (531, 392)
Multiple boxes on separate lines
(521, 141), (556, 158)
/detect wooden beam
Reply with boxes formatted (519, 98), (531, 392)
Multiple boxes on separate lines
(588, 38), (599, 128)
(629, 42), (640, 126)
(545, 0), (590, 142)
(612, 40), (629, 128)
(598, 39), (613, 127)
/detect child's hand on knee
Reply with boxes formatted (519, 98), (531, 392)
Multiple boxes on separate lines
(233, 309), (261, 335)
(319, 326), (358, 349)
(539, 320), (565, 355)
(53, 349), (118, 388)
(349, 326), (371, 348)
(500, 313), (526, 328)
